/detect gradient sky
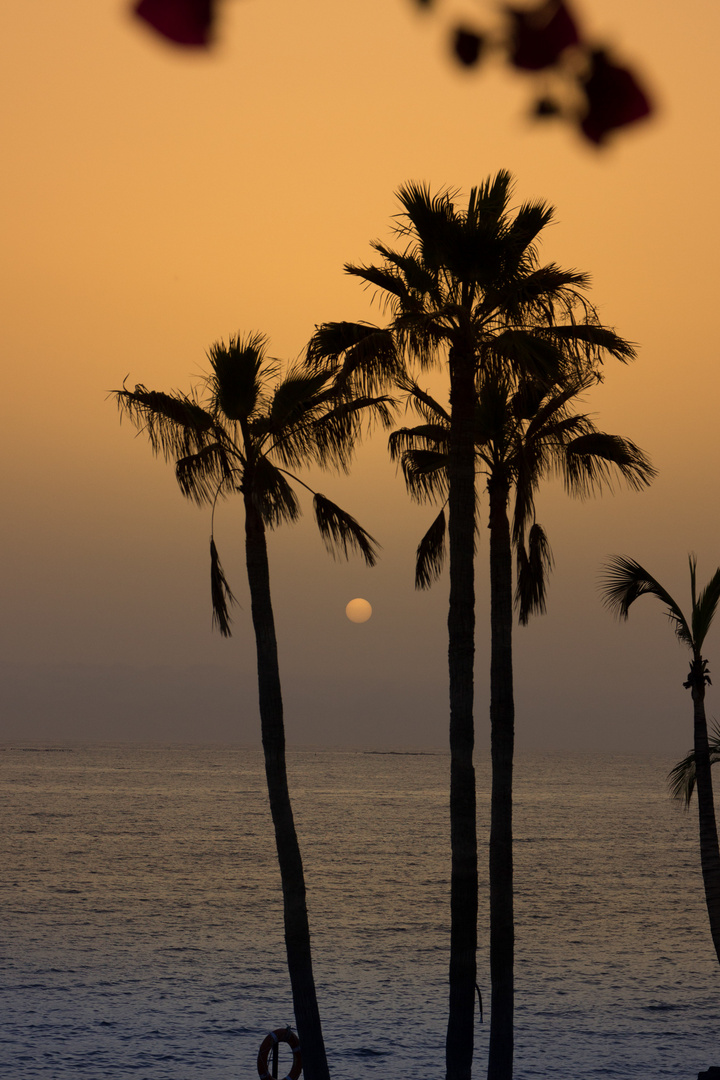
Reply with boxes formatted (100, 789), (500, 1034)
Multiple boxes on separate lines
(2, 0), (720, 754)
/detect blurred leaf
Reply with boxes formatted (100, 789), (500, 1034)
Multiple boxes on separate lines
(580, 49), (652, 144)
(507, 0), (580, 70)
(134, 0), (215, 47)
(453, 28), (485, 68)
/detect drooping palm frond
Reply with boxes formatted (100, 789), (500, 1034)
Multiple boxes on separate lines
(546, 323), (637, 365)
(486, 328), (566, 385)
(391, 310), (448, 368)
(490, 265), (590, 321)
(176, 442), (235, 506)
(563, 433), (656, 496)
(515, 523), (554, 625)
(668, 721), (720, 807)
(251, 456), (301, 528)
(415, 507), (447, 589)
(394, 375), (451, 425)
(398, 448), (449, 503)
(272, 395), (395, 474)
(372, 243), (440, 300)
(388, 424), (449, 460)
(601, 556), (693, 647)
(312, 494), (378, 566)
(306, 321), (401, 398)
(114, 385), (215, 461)
(210, 536), (236, 637)
(345, 262), (414, 312)
(691, 558), (720, 654)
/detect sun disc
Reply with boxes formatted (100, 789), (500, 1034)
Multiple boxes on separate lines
(345, 598), (372, 623)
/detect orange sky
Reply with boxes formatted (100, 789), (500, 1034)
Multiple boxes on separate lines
(2, 0), (720, 753)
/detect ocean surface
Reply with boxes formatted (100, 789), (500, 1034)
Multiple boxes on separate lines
(1, 745), (718, 1079)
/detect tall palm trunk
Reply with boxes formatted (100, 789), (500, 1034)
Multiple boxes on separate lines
(445, 350), (478, 1080)
(244, 491), (331, 1080)
(487, 475), (514, 1080)
(689, 659), (720, 965)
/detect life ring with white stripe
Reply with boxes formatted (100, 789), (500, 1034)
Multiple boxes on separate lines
(257, 1027), (302, 1080)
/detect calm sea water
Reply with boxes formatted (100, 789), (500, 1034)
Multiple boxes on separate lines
(1, 745), (718, 1079)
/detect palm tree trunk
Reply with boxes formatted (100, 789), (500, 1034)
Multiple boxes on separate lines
(487, 475), (514, 1080)
(445, 351), (478, 1080)
(244, 493), (331, 1080)
(690, 666), (720, 965)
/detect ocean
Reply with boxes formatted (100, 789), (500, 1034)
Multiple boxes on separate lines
(1, 745), (718, 1078)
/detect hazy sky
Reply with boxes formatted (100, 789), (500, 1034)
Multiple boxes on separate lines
(2, 0), (720, 754)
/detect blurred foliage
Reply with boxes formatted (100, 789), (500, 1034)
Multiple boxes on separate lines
(132, 0), (652, 146)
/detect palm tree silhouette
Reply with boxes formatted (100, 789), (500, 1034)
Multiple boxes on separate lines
(602, 555), (720, 966)
(668, 722), (720, 806)
(115, 333), (395, 1080)
(391, 363), (653, 1073)
(310, 173), (637, 1080)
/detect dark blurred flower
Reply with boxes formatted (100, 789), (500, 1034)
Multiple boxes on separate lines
(533, 96), (561, 117)
(453, 27), (485, 67)
(507, 0), (580, 70)
(134, 0), (215, 47)
(580, 49), (652, 143)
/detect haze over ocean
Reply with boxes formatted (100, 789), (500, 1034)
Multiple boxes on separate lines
(2, 744), (717, 1079)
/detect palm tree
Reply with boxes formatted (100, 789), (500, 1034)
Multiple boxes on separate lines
(309, 173), (637, 1080)
(390, 364), (653, 1073)
(114, 333), (395, 1080)
(602, 555), (720, 965)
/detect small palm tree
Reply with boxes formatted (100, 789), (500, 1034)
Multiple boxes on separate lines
(668, 722), (720, 806)
(392, 364), (653, 1067)
(115, 333), (394, 1080)
(602, 555), (720, 965)
(311, 173), (637, 1080)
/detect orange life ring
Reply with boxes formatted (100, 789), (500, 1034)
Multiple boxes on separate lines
(257, 1027), (302, 1080)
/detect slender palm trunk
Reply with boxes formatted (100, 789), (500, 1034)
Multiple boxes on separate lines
(689, 660), (720, 965)
(487, 475), (514, 1080)
(445, 351), (478, 1080)
(244, 493), (330, 1080)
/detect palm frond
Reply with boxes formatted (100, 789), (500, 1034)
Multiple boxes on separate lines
(269, 367), (330, 430)
(668, 721), (720, 807)
(515, 523), (554, 625)
(176, 442), (235, 506)
(416, 508), (447, 589)
(490, 265), (589, 316)
(372, 243), (440, 300)
(251, 457), (301, 528)
(306, 320), (369, 366)
(486, 329), (564, 384)
(395, 374), (451, 424)
(398, 448), (449, 503)
(503, 200), (555, 253)
(206, 333), (271, 422)
(563, 433), (656, 497)
(210, 537), (236, 637)
(388, 424), (449, 460)
(114, 385), (215, 461)
(306, 321), (401, 395)
(691, 559), (720, 653)
(601, 556), (693, 647)
(345, 262), (412, 310)
(395, 182), (460, 272)
(313, 494), (379, 566)
(547, 323), (636, 365)
(272, 394), (395, 473)
(466, 171), (513, 227)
